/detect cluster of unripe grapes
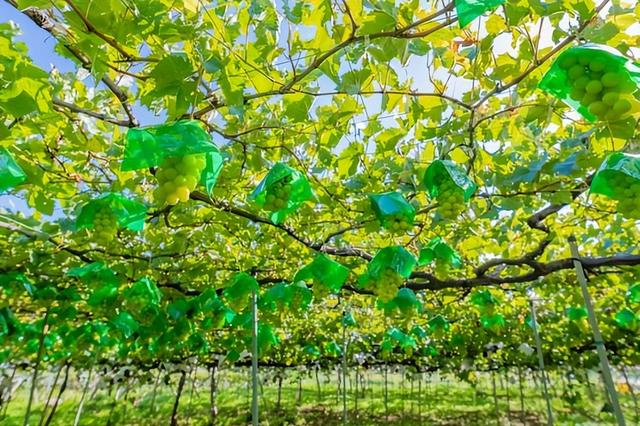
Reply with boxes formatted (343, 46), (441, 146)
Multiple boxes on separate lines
(560, 54), (637, 121)
(436, 179), (465, 219)
(153, 154), (206, 206)
(264, 176), (293, 211)
(93, 206), (118, 242)
(385, 214), (413, 233)
(368, 268), (403, 302)
(609, 173), (640, 219)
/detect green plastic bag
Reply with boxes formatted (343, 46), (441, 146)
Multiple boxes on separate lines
(428, 315), (450, 336)
(342, 311), (356, 327)
(249, 162), (314, 224)
(378, 288), (422, 317)
(0, 272), (34, 296)
(566, 306), (588, 321)
(67, 262), (120, 286)
(303, 344), (321, 357)
(325, 341), (342, 357)
(627, 283), (640, 304)
(614, 308), (638, 330)
(411, 325), (427, 339)
(590, 153), (640, 219)
(418, 237), (463, 268)
(369, 192), (416, 233)
(481, 313), (505, 332)
(455, 0), (505, 28)
(358, 246), (417, 302)
(387, 328), (417, 353)
(423, 160), (476, 220)
(0, 148), (27, 191)
(223, 272), (259, 313)
(111, 311), (139, 338)
(124, 277), (162, 307)
(294, 254), (350, 297)
(122, 120), (217, 170)
(470, 290), (498, 312)
(257, 324), (279, 354)
(87, 284), (119, 307)
(76, 193), (148, 232)
(121, 120), (224, 195)
(0, 307), (17, 336)
(539, 44), (640, 122)
(260, 282), (288, 311)
(261, 282), (312, 311)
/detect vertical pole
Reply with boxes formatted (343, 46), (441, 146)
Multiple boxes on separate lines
(491, 370), (499, 426)
(251, 289), (259, 426)
(518, 365), (525, 423)
(24, 310), (49, 426)
(568, 236), (626, 426)
(528, 292), (554, 426)
(342, 311), (347, 426)
(384, 365), (389, 420)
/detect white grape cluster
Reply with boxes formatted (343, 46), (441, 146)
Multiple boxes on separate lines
(436, 179), (465, 219)
(153, 154), (206, 206)
(93, 206), (118, 243)
(368, 268), (403, 302)
(264, 175), (293, 211)
(609, 173), (640, 219)
(385, 214), (413, 234)
(560, 53), (637, 121)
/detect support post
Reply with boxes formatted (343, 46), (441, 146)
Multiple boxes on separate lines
(251, 289), (259, 426)
(342, 310), (347, 426)
(569, 236), (625, 426)
(528, 290), (554, 426)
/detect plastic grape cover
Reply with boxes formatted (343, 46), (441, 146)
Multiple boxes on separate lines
(121, 120), (224, 193)
(0, 148), (26, 191)
(590, 152), (640, 199)
(470, 290), (498, 308)
(455, 0), (505, 28)
(392, 288), (422, 313)
(539, 44), (640, 122)
(223, 272), (259, 301)
(369, 191), (416, 227)
(423, 159), (477, 201)
(366, 246), (417, 280)
(614, 308), (637, 329)
(418, 236), (463, 268)
(249, 162), (314, 224)
(294, 254), (350, 293)
(66, 262), (120, 286)
(75, 193), (148, 232)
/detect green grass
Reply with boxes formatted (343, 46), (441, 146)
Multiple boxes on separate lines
(1, 369), (637, 425)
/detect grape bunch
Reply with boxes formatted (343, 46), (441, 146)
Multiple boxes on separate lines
(368, 268), (403, 302)
(609, 173), (640, 219)
(385, 214), (413, 234)
(264, 175), (293, 211)
(93, 206), (118, 243)
(153, 154), (206, 206)
(560, 53), (637, 121)
(436, 179), (465, 219)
